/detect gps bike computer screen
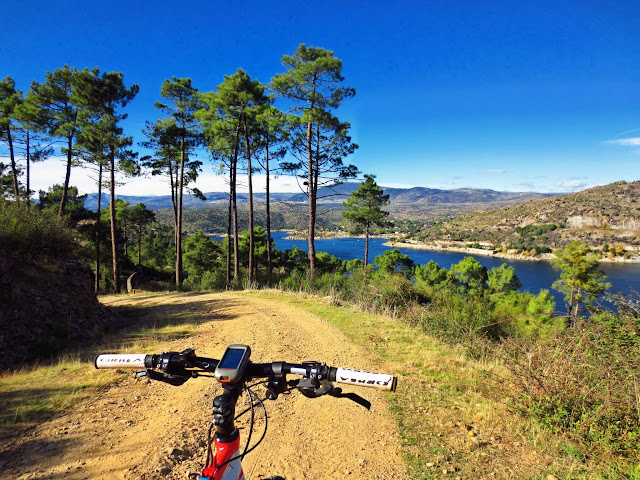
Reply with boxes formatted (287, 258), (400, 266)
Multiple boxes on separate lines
(218, 347), (246, 369)
(214, 345), (251, 383)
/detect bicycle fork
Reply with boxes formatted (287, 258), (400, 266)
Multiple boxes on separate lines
(199, 384), (245, 480)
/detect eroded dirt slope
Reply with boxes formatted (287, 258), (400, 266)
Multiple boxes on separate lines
(1, 291), (406, 480)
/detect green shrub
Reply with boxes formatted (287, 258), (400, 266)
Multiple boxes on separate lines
(500, 299), (640, 459)
(0, 201), (77, 259)
(310, 271), (347, 296)
(282, 268), (307, 292)
(417, 292), (509, 345)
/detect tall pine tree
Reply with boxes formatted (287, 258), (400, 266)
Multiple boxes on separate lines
(154, 77), (203, 288)
(272, 44), (358, 271)
(74, 68), (139, 293)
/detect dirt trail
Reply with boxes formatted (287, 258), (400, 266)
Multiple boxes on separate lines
(1, 292), (407, 480)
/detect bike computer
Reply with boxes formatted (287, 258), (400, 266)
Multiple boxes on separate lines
(214, 344), (251, 383)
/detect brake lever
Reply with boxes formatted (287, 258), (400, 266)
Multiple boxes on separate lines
(295, 379), (371, 410)
(327, 389), (371, 410)
(135, 369), (192, 386)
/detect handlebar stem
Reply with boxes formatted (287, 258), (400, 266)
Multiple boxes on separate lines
(212, 383), (242, 442)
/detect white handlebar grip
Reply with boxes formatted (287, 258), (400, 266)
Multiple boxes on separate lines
(95, 354), (148, 369)
(335, 368), (397, 391)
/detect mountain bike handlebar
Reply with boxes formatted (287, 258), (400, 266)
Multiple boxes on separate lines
(94, 350), (397, 392)
(95, 347), (397, 479)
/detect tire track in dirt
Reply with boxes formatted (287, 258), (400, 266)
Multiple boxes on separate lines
(2, 291), (407, 480)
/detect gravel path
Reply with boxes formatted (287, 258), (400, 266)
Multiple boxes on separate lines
(2, 291), (407, 480)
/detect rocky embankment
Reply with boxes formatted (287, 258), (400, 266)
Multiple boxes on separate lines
(0, 255), (115, 370)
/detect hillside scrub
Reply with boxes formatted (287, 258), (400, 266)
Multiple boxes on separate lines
(0, 200), (77, 259)
(266, 251), (637, 471)
(499, 298), (640, 460)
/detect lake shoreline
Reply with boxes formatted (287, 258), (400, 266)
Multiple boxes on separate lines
(212, 231), (640, 264)
(383, 240), (640, 264)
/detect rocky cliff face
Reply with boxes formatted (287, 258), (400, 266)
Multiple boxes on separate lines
(565, 215), (640, 230)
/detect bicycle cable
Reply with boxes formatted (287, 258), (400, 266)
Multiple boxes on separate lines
(214, 384), (269, 471)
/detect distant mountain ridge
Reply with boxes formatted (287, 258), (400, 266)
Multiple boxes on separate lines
(84, 183), (555, 214)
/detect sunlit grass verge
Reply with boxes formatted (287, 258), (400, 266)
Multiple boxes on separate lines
(244, 290), (624, 480)
(0, 356), (117, 428)
(0, 292), (203, 435)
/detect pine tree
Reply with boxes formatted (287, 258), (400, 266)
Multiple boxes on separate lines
(0, 76), (22, 202)
(198, 69), (269, 284)
(74, 68), (139, 293)
(154, 78), (203, 288)
(29, 66), (82, 218)
(342, 175), (390, 267)
(272, 44), (358, 271)
(552, 241), (611, 320)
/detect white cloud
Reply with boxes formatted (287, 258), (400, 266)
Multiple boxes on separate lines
(555, 180), (588, 191)
(604, 137), (640, 147)
(28, 157), (305, 197)
(484, 169), (506, 174)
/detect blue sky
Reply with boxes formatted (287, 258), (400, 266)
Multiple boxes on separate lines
(3, 0), (639, 195)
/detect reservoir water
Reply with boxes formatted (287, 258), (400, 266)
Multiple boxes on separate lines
(267, 231), (640, 309)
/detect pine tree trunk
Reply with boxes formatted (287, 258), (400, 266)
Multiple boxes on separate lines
(109, 148), (120, 293)
(95, 164), (102, 293)
(244, 119), (255, 285)
(25, 131), (31, 209)
(232, 158), (239, 281)
(568, 288), (575, 317)
(59, 136), (73, 218)
(306, 118), (316, 272)
(137, 227), (142, 266)
(169, 158), (179, 281)
(232, 125), (241, 281)
(123, 219), (128, 257)
(226, 163), (232, 286)
(365, 226), (370, 268)
(176, 138), (186, 287)
(265, 136), (272, 279)
(6, 126), (19, 203)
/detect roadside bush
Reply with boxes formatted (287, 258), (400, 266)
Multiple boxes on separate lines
(500, 299), (640, 459)
(281, 268), (307, 292)
(0, 201), (78, 259)
(310, 271), (347, 296)
(369, 274), (416, 315)
(200, 270), (227, 291)
(417, 292), (509, 345)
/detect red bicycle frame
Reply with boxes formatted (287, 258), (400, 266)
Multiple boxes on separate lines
(199, 435), (244, 480)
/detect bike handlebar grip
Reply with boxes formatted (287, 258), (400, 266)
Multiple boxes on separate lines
(333, 367), (397, 392)
(94, 354), (151, 369)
